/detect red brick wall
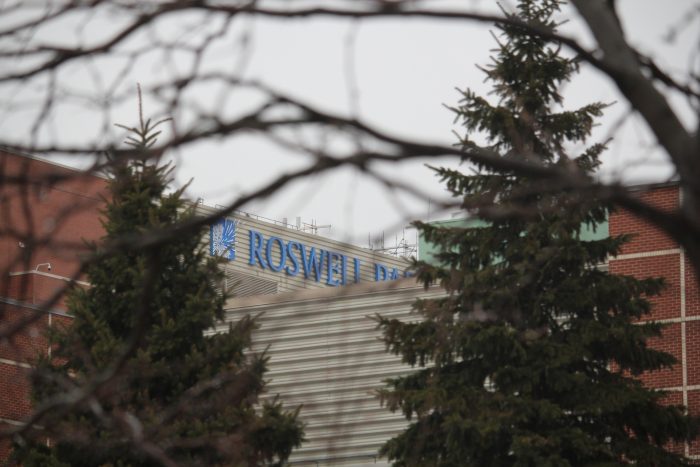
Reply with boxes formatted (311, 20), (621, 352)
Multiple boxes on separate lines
(0, 305), (72, 430)
(0, 150), (101, 460)
(687, 255), (700, 318)
(688, 321), (700, 387)
(609, 183), (699, 459)
(609, 186), (679, 255)
(0, 362), (32, 421)
(0, 423), (12, 462)
(638, 322), (683, 389)
(610, 254), (680, 321)
(0, 303), (49, 364)
(690, 391), (700, 457)
(5, 272), (88, 310)
(0, 150), (107, 286)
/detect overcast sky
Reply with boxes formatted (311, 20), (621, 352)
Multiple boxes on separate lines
(3, 1), (699, 249)
(175, 0), (697, 248)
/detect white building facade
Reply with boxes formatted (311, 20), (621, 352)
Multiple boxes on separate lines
(200, 205), (434, 466)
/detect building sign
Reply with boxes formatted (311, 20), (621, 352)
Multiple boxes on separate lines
(210, 218), (240, 260)
(209, 218), (407, 286)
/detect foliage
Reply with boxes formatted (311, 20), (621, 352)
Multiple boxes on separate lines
(376, 1), (698, 466)
(16, 105), (304, 466)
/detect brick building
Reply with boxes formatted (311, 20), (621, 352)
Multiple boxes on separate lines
(0, 148), (108, 459)
(0, 148), (698, 464)
(608, 184), (700, 459)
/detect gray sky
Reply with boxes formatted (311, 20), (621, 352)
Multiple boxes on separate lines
(3, 1), (698, 248)
(174, 0), (697, 247)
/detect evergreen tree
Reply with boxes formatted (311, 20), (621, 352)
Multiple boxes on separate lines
(17, 104), (303, 466)
(377, 1), (698, 465)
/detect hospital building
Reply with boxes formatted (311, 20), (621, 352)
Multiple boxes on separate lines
(1, 148), (698, 464)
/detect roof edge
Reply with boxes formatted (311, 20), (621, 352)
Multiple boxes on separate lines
(224, 276), (432, 309)
(0, 146), (108, 180)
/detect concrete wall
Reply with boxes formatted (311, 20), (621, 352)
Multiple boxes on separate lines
(222, 279), (443, 466)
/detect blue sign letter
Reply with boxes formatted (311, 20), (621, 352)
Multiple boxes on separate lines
(265, 236), (287, 272)
(326, 252), (341, 286)
(374, 263), (388, 281)
(340, 254), (348, 285)
(285, 241), (301, 276)
(301, 246), (325, 282)
(249, 229), (267, 269)
(353, 258), (361, 283)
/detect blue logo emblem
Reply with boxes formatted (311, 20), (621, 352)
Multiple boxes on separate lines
(210, 218), (239, 260)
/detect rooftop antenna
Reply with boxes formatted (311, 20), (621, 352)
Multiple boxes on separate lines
(303, 219), (331, 235)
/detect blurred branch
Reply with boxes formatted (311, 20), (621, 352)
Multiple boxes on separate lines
(1, 1), (699, 463)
